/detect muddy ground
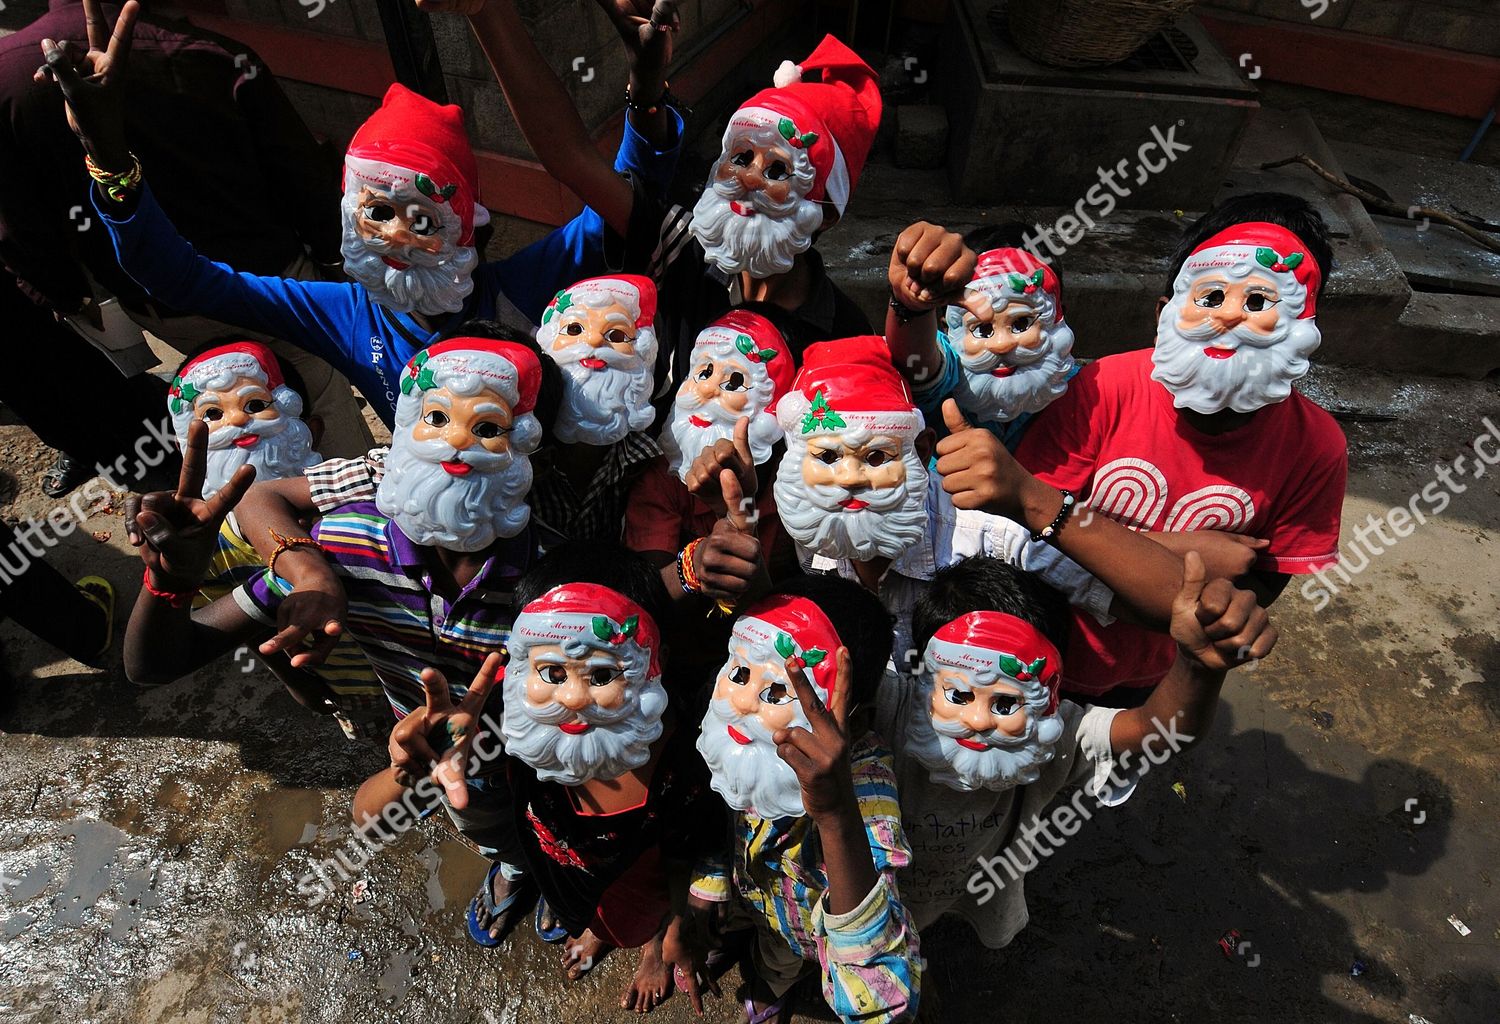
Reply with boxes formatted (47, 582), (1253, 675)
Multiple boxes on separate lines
(0, 361), (1497, 1024)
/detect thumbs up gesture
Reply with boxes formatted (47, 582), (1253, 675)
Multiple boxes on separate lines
(933, 399), (1035, 519)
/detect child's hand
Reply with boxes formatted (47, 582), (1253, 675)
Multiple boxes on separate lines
(128, 419), (255, 590)
(1170, 552), (1278, 672)
(1151, 529), (1269, 581)
(593, 0), (680, 68)
(258, 569), (347, 669)
(684, 416), (758, 516)
(773, 647), (858, 820)
(35, 0), (137, 167)
(661, 902), (721, 1016)
(388, 653), (502, 809)
(889, 221), (991, 318)
(934, 400), (1036, 518)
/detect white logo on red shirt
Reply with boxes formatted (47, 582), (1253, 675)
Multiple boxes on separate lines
(1089, 458), (1256, 532)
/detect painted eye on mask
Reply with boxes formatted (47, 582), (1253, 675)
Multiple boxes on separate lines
(409, 213), (437, 236)
(942, 687), (974, 706)
(992, 696), (1020, 716)
(244, 399), (272, 414)
(813, 448), (842, 465)
(590, 667), (617, 687)
(695, 362), (714, 381)
(728, 664), (750, 685)
(604, 328), (632, 347)
(1010, 316), (1036, 335)
(730, 150), (754, 168)
(199, 406), (224, 422)
(970, 322), (995, 340)
(865, 449), (892, 468)
(720, 371), (747, 393)
(760, 681), (794, 706)
(423, 410), (450, 428)
(764, 160), (790, 182)
(543, 665), (568, 685)
(472, 421), (509, 439)
(563, 322), (586, 336)
(1244, 293), (1280, 313)
(1194, 289), (1227, 309)
(365, 203), (396, 223)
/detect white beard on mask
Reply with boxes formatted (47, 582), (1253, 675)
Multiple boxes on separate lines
(552, 340), (658, 446)
(501, 637), (667, 786)
(696, 693), (810, 819)
(1150, 290), (1322, 415)
(202, 414), (321, 499)
(949, 322), (1076, 425)
(660, 384), (781, 483)
(690, 176), (825, 280)
(902, 683), (1064, 793)
(339, 188), (478, 317)
(773, 428), (930, 563)
(375, 430), (534, 552)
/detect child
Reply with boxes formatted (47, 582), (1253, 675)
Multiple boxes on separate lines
(881, 552), (1275, 953)
(1012, 193), (1347, 702)
(679, 573), (921, 1024)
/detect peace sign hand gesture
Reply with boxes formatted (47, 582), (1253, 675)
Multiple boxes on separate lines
(128, 418), (255, 592)
(35, 0), (138, 168)
(389, 653), (503, 810)
(772, 647), (858, 820)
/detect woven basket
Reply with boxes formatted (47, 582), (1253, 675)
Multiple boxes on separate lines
(1008, 0), (1199, 68)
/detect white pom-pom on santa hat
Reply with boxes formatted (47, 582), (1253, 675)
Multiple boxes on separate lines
(773, 60), (803, 88)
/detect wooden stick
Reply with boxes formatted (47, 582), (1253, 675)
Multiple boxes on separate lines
(1260, 154), (1500, 255)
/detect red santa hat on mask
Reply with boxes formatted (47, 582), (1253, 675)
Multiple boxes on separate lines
(539, 274), (658, 332)
(511, 583), (662, 682)
(949, 248), (1066, 339)
(776, 335), (922, 439)
(693, 309), (796, 410)
(733, 594), (843, 700)
(925, 612), (1063, 715)
(343, 84), (487, 247)
(1177, 222), (1322, 320)
(398, 336), (542, 414)
(727, 35), (882, 217)
(169, 341), (291, 425)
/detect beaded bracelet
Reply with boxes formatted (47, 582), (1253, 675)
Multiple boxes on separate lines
(1031, 489), (1076, 544)
(84, 151), (143, 204)
(142, 567), (197, 608)
(888, 288), (926, 323)
(625, 82), (680, 117)
(676, 537), (704, 594)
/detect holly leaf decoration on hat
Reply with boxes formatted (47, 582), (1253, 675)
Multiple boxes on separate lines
(774, 630), (826, 672)
(542, 290), (573, 325)
(734, 333), (779, 364)
(168, 377), (201, 415)
(414, 172), (458, 205)
(592, 614), (638, 645)
(997, 652), (1048, 682)
(1255, 247), (1305, 275)
(776, 116), (819, 150)
(800, 389), (846, 434)
(401, 350), (436, 396)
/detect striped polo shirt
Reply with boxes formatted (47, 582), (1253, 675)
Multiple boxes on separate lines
(233, 502), (532, 720)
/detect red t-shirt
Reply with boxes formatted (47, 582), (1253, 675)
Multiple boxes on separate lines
(1015, 348), (1347, 695)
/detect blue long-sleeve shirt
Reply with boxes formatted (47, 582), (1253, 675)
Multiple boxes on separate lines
(97, 109), (683, 426)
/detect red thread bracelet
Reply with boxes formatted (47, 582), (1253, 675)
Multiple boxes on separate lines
(142, 567), (197, 608)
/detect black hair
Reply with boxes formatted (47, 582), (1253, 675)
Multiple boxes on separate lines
(514, 540), (671, 637)
(169, 339), (312, 416)
(912, 556), (1071, 654)
(768, 572), (894, 711)
(441, 318), (564, 446)
(1163, 191), (1333, 300)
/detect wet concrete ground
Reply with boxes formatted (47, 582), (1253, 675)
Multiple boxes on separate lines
(1, 363), (1496, 1024)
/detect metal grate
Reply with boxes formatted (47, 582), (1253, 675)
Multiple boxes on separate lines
(985, 3), (1201, 73)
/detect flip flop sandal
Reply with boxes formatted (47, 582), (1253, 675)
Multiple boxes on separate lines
(744, 993), (796, 1024)
(75, 576), (115, 664)
(534, 896), (568, 943)
(465, 862), (536, 948)
(40, 453), (92, 499)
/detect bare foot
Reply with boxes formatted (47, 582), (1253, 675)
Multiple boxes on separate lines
(621, 935), (671, 1014)
(563, 927), (613, 981)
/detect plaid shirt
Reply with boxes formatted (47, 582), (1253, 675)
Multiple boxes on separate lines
(306, 437), (660, 549)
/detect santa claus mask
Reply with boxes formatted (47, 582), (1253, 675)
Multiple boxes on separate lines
(945, 249), (1075, 424)
(698, 595), (841, 819)
(502, 583), (667, 786)
(773, 336), (929, 562)
(906, 612), (1065, 793)
(691, 36), (881, 279)
(661, 310), (793, 482)
(341, 85), (486, 317)
(1151, 222), (1324, 415)
(376, 337), (543, 552)
(537, 276), (659, 446)
(168, 342), (321, 499)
